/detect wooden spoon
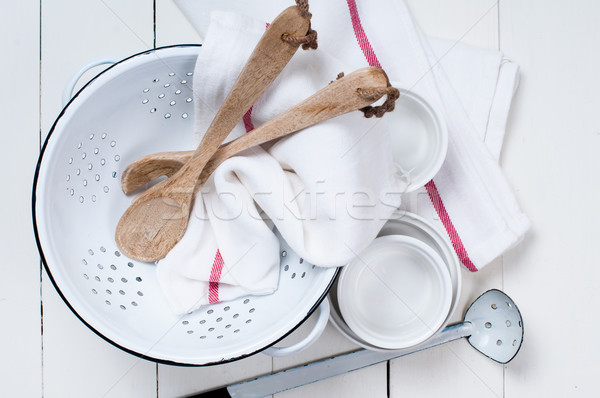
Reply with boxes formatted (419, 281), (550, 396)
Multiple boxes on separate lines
(117, 67), (395, 262)
(115, 5), (311, 261)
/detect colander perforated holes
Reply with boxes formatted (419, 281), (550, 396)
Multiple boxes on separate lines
(284, 265), (289, 271)
(153, 78), (159, 83)
(107, 277), (114, 283)
(164, 113), (171, 119)
(182, 113), (188, 119)
(291, 273), (296, 279)
(158, 93), (165, 99)
(164, 83), (170, 88)
(233, 314), (239, 319)
(187, 72), (193, 76)
(186, 97), (192, 103)
(512, 339), (517, 346)
(506, 320), (511, 327)
(91, 289), (97, 294)
(491, 304), (497, 309)
(83, 274), (89, 280)
(485, 322), (492, 328)
(301, 272), (306, 278)
(281, 250), (287, 257)
(66, 134), (120, 203)
(496, 340), (502, 346)
(143, 88), (150, 93)
(131, 301), (138, 307)
(120, 305), (126, 310)
(175, 89), (181, 95)
(187, 330), (193, 334)
(142, 99), (149, 104)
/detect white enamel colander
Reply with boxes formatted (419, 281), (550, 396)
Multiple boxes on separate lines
(32, 45), (337, 366)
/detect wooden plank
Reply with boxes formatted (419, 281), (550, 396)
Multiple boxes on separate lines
(390, 1), (503, 397)
(40, 0), (157, 396)
(0, 2), (43, 397)
(153, 4), (273, 397)
(500, 0), (600, 396)
(155, 0), (202, 47)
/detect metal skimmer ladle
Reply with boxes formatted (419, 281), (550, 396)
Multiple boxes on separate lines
(187, 289), (524, 398)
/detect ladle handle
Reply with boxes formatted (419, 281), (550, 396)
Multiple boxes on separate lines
(188, 322), (473, 398)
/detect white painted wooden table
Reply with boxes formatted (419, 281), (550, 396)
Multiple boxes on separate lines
(2, 0), (599, 396)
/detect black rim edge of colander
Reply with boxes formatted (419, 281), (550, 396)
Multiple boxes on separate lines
(31, 43), (339, 367)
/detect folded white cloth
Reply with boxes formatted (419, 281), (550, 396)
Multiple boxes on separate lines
(157, 11), (407, 314)
(162, 0), (531, 313)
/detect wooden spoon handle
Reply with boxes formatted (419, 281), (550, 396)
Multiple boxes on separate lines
(168, 6), (311, 192)
(196, 67), (393, 186)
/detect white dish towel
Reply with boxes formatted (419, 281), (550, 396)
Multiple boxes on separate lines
(160, 0), (531, 314)
(157, 11), (408, 314)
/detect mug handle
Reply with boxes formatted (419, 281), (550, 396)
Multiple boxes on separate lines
(262, 297), (331, 357)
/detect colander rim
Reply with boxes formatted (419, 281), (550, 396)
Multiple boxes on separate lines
(31, 43), (338, 366)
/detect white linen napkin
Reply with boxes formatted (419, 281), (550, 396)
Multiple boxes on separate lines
(157, 11), (407, 314)
(174, 0), (530, 270)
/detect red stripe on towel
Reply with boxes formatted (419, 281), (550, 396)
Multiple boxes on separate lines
(345, 0), (478, 271)
(425, 181), (478, 272)
(208, 249), (224, 303)
(345, 0), (382, 69)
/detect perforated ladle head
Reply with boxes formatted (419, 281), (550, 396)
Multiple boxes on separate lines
(463, 289), (524, 364)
